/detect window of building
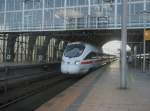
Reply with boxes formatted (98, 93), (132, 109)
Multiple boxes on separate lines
(33, 0), (42, 9)
(146, 2), (150, 11)
(0, 0), (5, 11)
(24, 0), (34, 9)
(55, 0), (64, 7)
(44, 9), (54, 28)
(77, 0), (88, 6)
(45, 0), (54, 8)
(0, 13), (4, 26)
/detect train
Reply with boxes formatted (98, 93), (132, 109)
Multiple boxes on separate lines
(61, 42), (116, 75)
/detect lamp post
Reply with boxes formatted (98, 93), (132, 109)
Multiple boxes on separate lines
(143, 10), (148, 72)
(136, 10), (150, 72)
(101, 0), (128, 88)
(120, 0), (128, 89)
(143, 26), (146, 73)
(142, 10), (150, 72)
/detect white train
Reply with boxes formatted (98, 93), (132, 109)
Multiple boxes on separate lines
(61, 42), (115, 75)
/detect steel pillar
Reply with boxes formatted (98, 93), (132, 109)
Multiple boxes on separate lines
(120, 0), (128, 89)
(53, 39), (61, 61)
(38, 36), (51, 62)
(6, 34), (18, 62)
(143, 35), (146, 72)
(2, 34), (6, 62)
(28, 35), (37, 62)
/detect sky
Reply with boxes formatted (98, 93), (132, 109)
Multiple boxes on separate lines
(102, 40), (131, 55)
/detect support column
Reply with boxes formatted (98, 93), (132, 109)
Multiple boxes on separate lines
(63, 41), (68, 50)
(3, 34), (6, 62)
(42, 0), (45, 30)
(130, 44), (134, 64)
(114, 0), (118, 27)
(27, 35), (37, 62)
(134, 45), (137, 68)
(53, 39), (61, 61)
(38, 36), (51, 62)
(6, 34), (18, 62)
(4, 0), (6, 30)
(120, 0), (128, 89)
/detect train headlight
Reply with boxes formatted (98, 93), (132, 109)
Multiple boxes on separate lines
(75, 61), (80, 64)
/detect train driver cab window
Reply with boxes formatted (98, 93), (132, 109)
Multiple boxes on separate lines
(64, 44), (85, 58)
(84, 52), (97, 60)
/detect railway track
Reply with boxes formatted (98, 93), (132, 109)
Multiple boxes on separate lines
(0, 73), (68, 109)
(0, 70), (59, 92)
(0, 63), (60, 92)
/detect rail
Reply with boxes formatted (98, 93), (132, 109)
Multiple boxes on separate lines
(0, 74), (67, 109)
(0, 63), (61, 92)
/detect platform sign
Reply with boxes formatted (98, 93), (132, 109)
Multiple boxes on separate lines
(144, 30), (150, 40)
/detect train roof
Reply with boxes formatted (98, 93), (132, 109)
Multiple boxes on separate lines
(67, 42), (86, 45)
(67, 42), (98, 48)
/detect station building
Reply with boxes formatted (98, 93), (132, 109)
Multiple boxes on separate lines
(0, 0), (150, 63)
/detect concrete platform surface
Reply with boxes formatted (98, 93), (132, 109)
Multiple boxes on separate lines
(36, 62), (150, 111)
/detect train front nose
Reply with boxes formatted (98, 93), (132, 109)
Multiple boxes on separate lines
(61, 61), (81, 74)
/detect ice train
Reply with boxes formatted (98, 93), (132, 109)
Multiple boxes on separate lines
(61, 42), (116, 75)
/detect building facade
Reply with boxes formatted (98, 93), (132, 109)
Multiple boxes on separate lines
(0, 0), (150, 64)
(0, 0), (150, 32)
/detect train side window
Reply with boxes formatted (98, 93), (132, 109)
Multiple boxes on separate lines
(84, 52), (97, 60)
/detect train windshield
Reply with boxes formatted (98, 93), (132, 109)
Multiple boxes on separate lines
(64, 44), (85, 58)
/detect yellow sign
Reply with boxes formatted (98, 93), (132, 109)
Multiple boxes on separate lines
(144, 30), (150, 40)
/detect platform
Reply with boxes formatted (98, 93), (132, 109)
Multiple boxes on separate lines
(36, 61), (150, 111)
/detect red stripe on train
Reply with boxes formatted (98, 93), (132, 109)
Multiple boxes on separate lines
(81, 60), (93, 64)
